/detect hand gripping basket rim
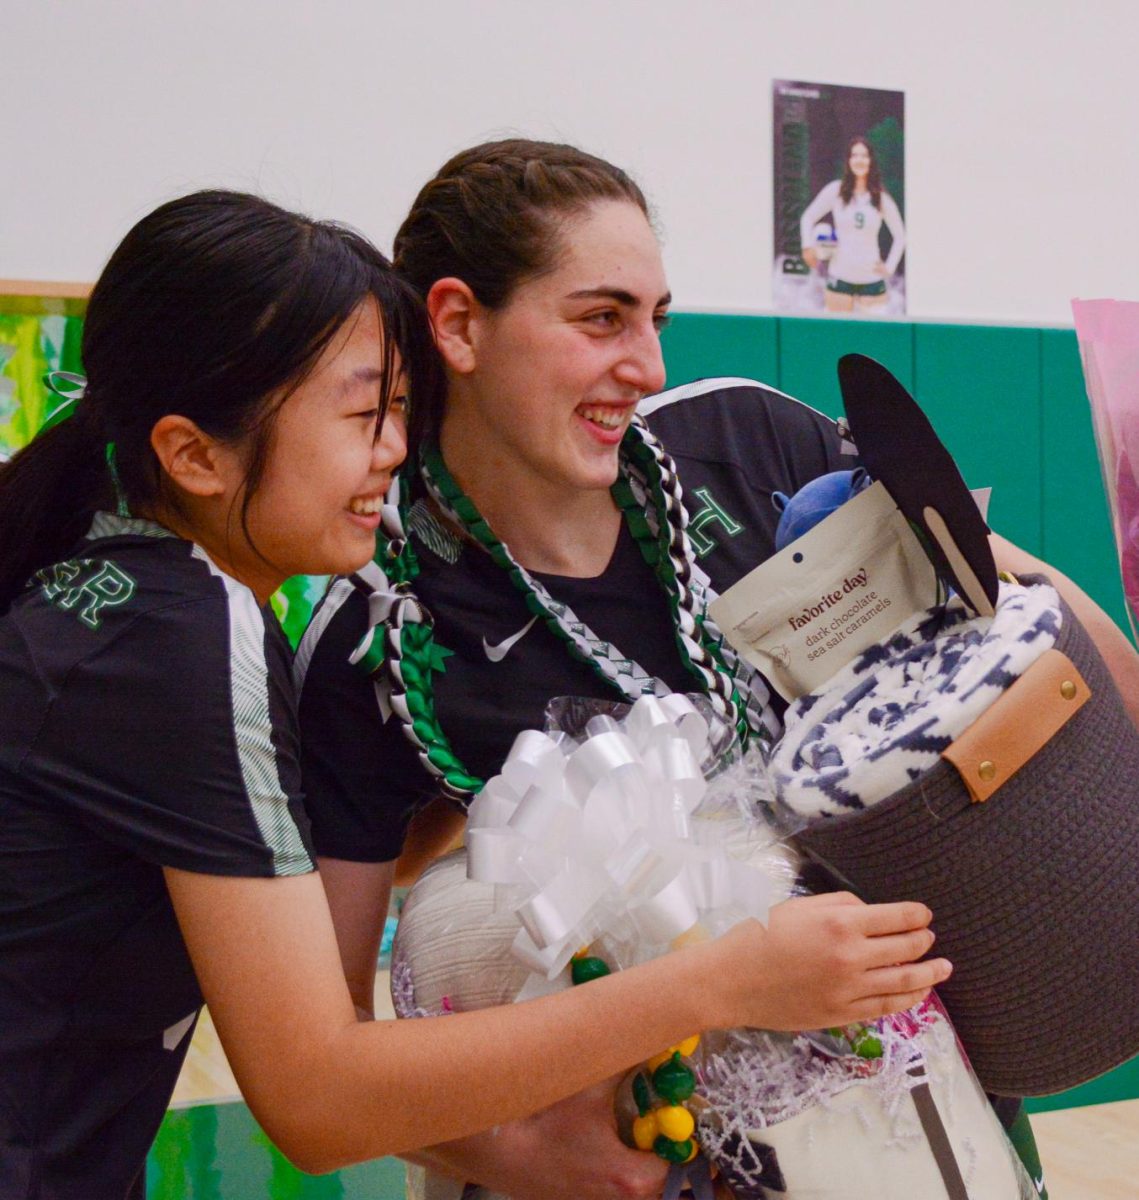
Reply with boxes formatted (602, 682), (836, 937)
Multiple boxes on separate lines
(794, 578), (1139, 1096)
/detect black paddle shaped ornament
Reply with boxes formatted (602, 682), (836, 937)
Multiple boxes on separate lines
(838, 354), (999, 617)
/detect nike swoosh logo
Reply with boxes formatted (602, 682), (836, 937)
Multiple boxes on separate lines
(482, 615), (539, 662)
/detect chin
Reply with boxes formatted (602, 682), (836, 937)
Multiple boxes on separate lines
(572, 450), (622, 490)
(305, 538), (377, 580)
(331, 547), (379, 576)
(574, 466), (621, 493)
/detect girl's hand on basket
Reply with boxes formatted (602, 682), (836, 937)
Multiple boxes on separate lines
(710, 891), (951, 1032)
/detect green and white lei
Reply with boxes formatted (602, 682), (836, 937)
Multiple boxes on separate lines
(350, 416), (777, 806)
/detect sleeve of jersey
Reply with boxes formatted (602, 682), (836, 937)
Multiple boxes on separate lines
(295, 580), (427, 863)
(22, 591), (315, 878)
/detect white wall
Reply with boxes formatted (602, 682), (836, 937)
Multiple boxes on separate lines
(5, 0), (1135, 324)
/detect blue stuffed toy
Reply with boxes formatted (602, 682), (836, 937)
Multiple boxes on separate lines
(772, 468), (871, 550)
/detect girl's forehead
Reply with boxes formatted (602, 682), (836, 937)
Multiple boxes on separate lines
(564, 199), (655, 246)
(547, 202), (665, 290)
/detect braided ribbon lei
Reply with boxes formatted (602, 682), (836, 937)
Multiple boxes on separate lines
(347, 474), (484, 801)
(349, 418), (778, 805)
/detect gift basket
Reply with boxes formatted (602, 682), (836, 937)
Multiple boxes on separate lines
(391, 694), (1035, 1200)
(711, 354), (1139, 1098)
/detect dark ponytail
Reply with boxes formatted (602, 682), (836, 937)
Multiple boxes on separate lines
(0, 404), (112, 606)
(0, 190), (440, 614)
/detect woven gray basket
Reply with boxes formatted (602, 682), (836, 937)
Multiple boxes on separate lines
(795, 586), (1139, 1096)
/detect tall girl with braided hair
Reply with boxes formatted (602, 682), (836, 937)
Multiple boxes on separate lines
(295, 140), (980, 1200)
(0, 189), (948, 1199)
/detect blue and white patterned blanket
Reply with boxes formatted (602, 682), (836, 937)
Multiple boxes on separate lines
(772, 582), (1062, 818)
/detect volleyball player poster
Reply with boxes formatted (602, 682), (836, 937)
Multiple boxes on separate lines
(772, 80), (906, 316)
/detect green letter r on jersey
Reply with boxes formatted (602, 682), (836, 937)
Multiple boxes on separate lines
(37, 559), (137, 630)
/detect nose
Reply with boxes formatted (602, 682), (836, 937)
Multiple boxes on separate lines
(615, 321), (667, 396)
(374, 403), (408, 473)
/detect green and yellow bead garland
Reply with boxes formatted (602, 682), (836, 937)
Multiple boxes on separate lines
(631, 1042), (702, 1164)
(569, 948), (704, 1165)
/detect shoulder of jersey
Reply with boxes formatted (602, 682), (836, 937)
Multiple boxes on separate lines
(86, 530), (227, 604)
(638, 376), (836, 425)
(292, 575), (362, 693)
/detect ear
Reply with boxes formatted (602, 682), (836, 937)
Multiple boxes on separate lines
(149, 415), (230, 498)
(426, 277), (480, 375)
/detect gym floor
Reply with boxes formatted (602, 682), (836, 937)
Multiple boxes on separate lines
(148, 972), (1139, 1199)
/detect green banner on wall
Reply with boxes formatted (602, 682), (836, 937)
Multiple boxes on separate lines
(0, 311), (84, 458)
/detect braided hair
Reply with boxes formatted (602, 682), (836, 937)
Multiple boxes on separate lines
(392, 138), (650, 451)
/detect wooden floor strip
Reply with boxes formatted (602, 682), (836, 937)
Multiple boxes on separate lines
(1032, 1097), (1139, 1199)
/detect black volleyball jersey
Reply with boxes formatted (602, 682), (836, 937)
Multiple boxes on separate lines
(0, 513), (314, 1200)
(297, 379), (853, 862)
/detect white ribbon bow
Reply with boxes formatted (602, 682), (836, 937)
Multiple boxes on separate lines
(466, 694), (778, 979)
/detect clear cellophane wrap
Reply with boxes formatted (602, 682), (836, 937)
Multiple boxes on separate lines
(391, 694), (1034, 1199)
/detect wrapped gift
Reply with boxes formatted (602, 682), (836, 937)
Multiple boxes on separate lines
(694, 1000), (1031, 1199)
(391, 696), (1033, 1199)
(783, 577), (1139, 1095)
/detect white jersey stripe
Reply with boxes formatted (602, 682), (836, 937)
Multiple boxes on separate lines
(637, 376), (839, 426)
(191, 546), (311, 877)
(293, 576), (355, 694)
(85, 511), (176, 540)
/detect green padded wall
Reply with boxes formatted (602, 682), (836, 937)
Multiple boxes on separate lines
(778, 316), (914, 419)
(912, 323), (1042, 554)
(660, 312), (779, 389)
(662, 312), (779, 391)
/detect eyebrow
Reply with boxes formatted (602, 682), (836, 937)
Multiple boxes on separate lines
(567, 287), (673, 308)
(337, 366), (387, 397)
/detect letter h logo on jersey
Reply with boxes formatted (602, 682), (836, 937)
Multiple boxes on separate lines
(687, 487), (744, 558)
